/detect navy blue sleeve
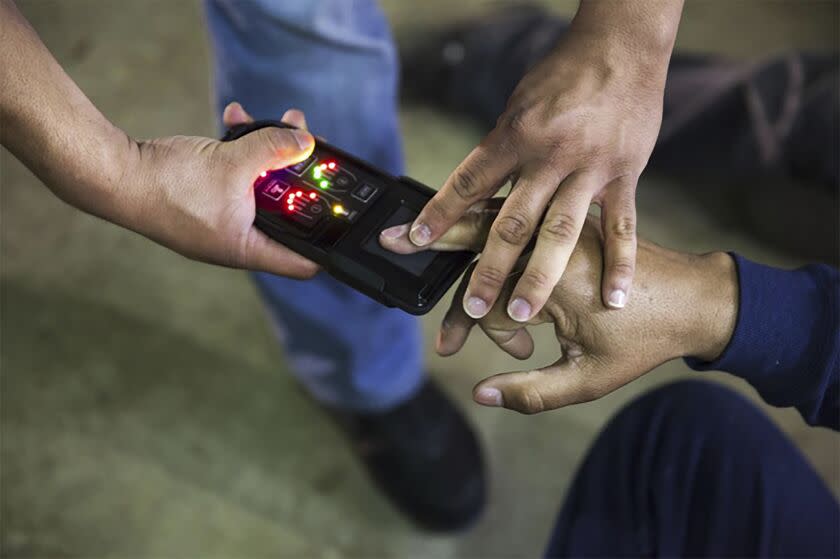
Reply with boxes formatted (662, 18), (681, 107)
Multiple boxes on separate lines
(686, 254), (839, 430)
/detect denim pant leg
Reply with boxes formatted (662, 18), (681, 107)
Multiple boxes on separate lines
(204, 0), (424, 412)
(545, 380), (839, 557)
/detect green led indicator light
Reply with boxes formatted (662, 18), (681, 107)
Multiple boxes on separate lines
(320, 180), (330, 189)
(313, 167), (322, 179)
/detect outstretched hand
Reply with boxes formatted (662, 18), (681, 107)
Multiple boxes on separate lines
(381, 204), (738, 414)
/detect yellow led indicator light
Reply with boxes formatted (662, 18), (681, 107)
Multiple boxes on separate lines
(332, 204), (347, 216)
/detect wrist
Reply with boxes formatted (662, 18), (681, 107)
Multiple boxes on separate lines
(104, 132), (148, 232)
(78, 122), (145, 230)
(566, 1), (681, 74)
(682, 252), (739, 362)
(637, 244), (738, 364)
(556, 25), (671, 97)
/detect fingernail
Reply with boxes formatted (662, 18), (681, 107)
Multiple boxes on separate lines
(409, 222), (431, 246)
(508, 297), (532, 322)
(464, 296), (488, 318)
(291, 129), (313, 151)
(608, 289), (626, 308)
(380, 223), (409, 239)
(474, 387), (503, 407)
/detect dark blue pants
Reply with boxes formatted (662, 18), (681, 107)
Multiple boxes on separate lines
(546, 380), (839, 557)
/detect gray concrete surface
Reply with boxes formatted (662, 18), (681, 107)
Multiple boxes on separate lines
(2, 1), (838, 557)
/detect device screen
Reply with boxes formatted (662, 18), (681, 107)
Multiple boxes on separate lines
(362, 206), (437, 277)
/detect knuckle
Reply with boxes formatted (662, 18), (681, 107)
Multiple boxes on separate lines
(450, 165), (484, 201)
(611, 163), (641, 182)
(608, 258), (635, 278)
(489, 328), (516, 347)
(505, 109), (533, 139)
(266, 129), (293, 151)
(609, 216), (636, 242)
(515, 385), (546, 415)
(423, 198), (453, 223)
(471, 263), (508, 290)
(492, 213), (532, 246)
(541, 212), (578, 244)
(519, 267), (553, 293)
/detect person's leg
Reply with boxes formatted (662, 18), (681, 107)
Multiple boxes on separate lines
(204, 0), (420, 411)
(545, 380), (839, 557)
(202, 0), (485, 531)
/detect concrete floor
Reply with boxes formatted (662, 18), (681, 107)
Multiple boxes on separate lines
(1, 1), (838, 557)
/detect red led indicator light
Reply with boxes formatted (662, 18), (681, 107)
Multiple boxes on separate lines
(287, 204), (294, 211)
(327, 162), (336, 170)
(319, 163), (327, 170)
(296, 190), (303, 196)
(309, 192), (317, 200)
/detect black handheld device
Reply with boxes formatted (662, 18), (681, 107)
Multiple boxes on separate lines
(222, 120), (475, 315)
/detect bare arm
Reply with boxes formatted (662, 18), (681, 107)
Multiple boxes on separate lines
(0, 0), (131, 221)
(0, 0), (318, 277)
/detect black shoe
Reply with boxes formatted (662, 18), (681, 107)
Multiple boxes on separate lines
(329, 379), (486, 532)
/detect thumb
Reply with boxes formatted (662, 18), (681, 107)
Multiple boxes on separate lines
(472, 357), (600, 414)
(238, 126), (315, 177)
(379, 198), (503, 254)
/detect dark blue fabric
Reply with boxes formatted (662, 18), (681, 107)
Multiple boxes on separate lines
(686, 254), (839, 429)
(545, 380), (839, 558)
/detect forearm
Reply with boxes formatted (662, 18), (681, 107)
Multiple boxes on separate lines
(0, 0), (134, 225)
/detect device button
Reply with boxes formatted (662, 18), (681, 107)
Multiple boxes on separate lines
(309, 202), (324, 214)
(334, 171), (355, 189)
(287, 154), (316, 175)
(352, 182), (377, 202)
(262, 179), (288, 201)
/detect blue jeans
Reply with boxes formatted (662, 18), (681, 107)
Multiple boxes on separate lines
(204, 0), (424, 411)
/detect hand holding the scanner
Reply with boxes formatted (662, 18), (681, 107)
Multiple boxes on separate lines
(121, 103), (321, 278)
(0, 1), (319, 278)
